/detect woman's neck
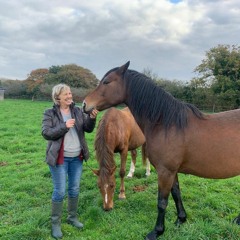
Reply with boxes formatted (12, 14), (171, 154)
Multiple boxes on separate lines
(60, 106), (70, 114)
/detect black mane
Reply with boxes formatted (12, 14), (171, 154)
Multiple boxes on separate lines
(121, 69), (204, 130)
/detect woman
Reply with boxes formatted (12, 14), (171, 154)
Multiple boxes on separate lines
(42, 84), (98, 239)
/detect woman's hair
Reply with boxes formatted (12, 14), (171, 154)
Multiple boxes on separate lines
(52, 84), (71, 104)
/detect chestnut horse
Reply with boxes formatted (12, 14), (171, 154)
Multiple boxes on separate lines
(83, 61), (240, 240)
(93, 107), (151, 210)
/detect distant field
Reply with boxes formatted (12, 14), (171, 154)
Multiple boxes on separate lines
(0, 99), (239, 240)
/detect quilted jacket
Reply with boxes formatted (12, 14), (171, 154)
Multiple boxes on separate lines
(42, 102), (96, 166)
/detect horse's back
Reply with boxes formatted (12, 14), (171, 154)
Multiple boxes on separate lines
(102, 107), (134, 130)
(98, 107), (145, 151)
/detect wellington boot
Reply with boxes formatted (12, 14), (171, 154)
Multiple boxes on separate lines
(51, 201), (63, 239)
(67, 197), (83, 229)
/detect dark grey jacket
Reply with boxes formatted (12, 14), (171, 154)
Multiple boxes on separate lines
(42, 103), (96, 166)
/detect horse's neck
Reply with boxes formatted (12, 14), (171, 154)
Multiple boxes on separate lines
(96, 120), (116, 169)
(97, 147), (116, 170)
(124, 99), (146, 131)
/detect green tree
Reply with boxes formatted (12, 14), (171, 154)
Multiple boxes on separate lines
(24, 68), (49, 100)
(194, 44), (240, 109)
(142, 68), (159, 82)
(142, 68), (186, 101)
(187, 78), (215, 111)
(2, 80), (27, 98)
(45, 64), (99, 89)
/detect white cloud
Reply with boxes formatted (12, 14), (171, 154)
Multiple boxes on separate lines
(0, 0), (239, 81)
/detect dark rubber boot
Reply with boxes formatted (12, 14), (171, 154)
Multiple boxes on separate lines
(51, 201), (63, 239)
(67, 197), (83, 229)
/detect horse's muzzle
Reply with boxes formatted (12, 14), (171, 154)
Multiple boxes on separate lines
(103, 207), (113, 212)
(82, 100), (93, 114)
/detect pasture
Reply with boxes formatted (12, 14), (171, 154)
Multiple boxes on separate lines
(0, 99), (239, 240)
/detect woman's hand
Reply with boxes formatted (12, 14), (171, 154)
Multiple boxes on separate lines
(66, 118), (75, 128)
(90, 109), (99, 119)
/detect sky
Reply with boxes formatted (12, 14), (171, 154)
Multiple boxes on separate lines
(0, 0), (239, 82)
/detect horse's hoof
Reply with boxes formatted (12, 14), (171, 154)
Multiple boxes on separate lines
(118, 195), (126, 200)
(145, 231), (157, 240)
(145, 231), (158, 240)
(233, 215), (240, 225)
(175, 217), (187, 226)
(145, 229), (163, 240)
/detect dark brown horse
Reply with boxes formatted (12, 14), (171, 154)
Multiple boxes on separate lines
(93, 107), (151, 210)
(83, 61), (240, 240)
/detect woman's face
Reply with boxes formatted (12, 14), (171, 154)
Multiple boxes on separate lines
(58, 88), (73, 108)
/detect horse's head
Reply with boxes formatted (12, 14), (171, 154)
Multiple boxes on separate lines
(93, 166), (117, 211)
(83, 61), (130, 113)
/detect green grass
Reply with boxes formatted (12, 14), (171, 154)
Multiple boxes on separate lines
(0, 99), (239, 240)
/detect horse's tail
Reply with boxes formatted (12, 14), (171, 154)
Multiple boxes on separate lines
(141, 143), (147, 166)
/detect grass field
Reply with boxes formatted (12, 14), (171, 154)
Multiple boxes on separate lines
(0, 99), (239, 240)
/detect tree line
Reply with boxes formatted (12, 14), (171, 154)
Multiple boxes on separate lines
(1, 44), (240, 112)
(0, 64), (99, 102)
(145, 44), (240, 112)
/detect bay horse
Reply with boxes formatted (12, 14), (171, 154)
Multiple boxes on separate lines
(93, 107), (151, 210)
(83, 61), (240, 240)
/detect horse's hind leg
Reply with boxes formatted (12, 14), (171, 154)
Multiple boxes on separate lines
(145, 158), (151, 176)
(171, 175), (187, 225)
(141, 143), (151, 176)
(127, 150), (137, 178)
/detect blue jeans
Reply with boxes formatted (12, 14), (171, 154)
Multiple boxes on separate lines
(49, 157), (83, 202)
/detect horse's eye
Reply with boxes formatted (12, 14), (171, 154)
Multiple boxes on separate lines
(109, 183), (114, 188)
(102, 79), (110, 85)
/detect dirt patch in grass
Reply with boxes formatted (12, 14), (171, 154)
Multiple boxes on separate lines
(0, 161), (8, 167)
(133, 185), (147, 192)
(15, 160), (32, 165)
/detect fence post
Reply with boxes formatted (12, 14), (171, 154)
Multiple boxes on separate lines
(0, 88), (6, 100)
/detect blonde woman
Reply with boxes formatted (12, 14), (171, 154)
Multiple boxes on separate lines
(42, 84), (98, 239)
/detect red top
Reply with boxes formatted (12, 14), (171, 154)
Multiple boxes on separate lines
(56, 139), (83, 165)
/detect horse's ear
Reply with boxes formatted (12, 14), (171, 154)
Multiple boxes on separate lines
(116, 61), (130, 76)
(92, 169), (100, 176)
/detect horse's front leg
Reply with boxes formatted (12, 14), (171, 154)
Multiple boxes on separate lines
(118, 150), (128, 199)
(145, 173), (175, 240)
(171, 174), (187, 225)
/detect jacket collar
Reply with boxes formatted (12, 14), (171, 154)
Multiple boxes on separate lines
(53, 102), (76, 118)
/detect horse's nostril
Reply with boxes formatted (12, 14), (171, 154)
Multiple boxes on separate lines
(82, 100), (86, 112)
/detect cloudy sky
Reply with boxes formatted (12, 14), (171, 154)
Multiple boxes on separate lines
(0, 0), (239, 81)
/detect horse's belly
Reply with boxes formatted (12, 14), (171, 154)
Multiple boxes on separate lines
(180, 124), (240, 178)
(181, 148), (240, 179)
